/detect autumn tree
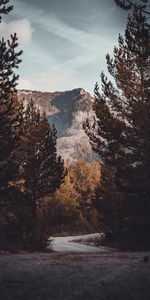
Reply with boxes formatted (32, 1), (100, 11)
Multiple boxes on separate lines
(84, 7), (150, 244)
(41, 162), (79, 234)
(41, 160), (101, 234)
(70, 160), (100, 218)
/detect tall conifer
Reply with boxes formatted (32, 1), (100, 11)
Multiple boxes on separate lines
(22, 101), (66, 219)
(0, 0), (23, 196)
(114, 0), (150, 15)
(84, 7), (150, 243)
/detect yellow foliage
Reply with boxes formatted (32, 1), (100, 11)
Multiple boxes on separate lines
(41, 160), (101, 233)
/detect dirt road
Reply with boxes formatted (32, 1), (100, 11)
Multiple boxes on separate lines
(52, 233), (110, 253)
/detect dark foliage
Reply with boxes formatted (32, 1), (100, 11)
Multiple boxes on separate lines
(0, 1), (66, 250)
(0, 2), (23, 195)
(0, 0), (13, 22)
(84, 7), (150, 245)
(114, 0), (150, 15)
(18, 100), (66, 243)
(22, 100), (66, 204)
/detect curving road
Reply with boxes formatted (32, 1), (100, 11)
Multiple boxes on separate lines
(51, 233), (111, 253)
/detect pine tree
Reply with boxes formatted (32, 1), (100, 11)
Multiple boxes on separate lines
(22, 101), (66, 224)
(0, 0), (13, 22)
(84, 7), (150, 244)
(114, 0), (150, 15)
(21, 101), (66, 245)
(0, 1), (23, 196)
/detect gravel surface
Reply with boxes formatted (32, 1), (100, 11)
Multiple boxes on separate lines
(0, 234), (150, 300)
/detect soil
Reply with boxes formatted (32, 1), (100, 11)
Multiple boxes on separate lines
(0, 248), (150, 299)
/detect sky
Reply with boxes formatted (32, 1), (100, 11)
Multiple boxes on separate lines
(1, 0), (128, 94)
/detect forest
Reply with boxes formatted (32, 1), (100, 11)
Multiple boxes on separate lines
(0, 0), (150, 251)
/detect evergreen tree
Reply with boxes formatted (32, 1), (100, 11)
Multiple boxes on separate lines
(84, 7), (150, 244)
(0, 0), (13, 22)
(0, 1), (23, 196)
(114, 0), (150, 15)
(22, 101), (66, 221)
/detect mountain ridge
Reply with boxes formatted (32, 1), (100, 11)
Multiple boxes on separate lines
(18, 88), (97, 161)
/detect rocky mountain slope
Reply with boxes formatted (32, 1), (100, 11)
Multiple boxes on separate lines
(18, 88), (97, 161)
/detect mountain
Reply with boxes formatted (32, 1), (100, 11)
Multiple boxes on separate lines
(18, 88), (97, 161)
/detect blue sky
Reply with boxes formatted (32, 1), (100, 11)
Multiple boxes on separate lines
(0, 0), (128, 94)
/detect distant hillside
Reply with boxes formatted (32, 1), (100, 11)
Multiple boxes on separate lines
(18, 88), (98, 161)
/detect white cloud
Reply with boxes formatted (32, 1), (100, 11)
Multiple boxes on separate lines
(39, 14), (116, 51)
(12, 0), (123, 93)
(35, 13), (119, 77)
(18, 68), (78, 92)
(0, 19), (33, 44)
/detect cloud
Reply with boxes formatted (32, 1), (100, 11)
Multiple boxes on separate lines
(33, 13), (117, 74)
(12, 0), (125, 93)
(17, 13), (118, 93)
(38, 13), (117, 50)
(0, 19), (33, 44)
(18, 67), (78, 92)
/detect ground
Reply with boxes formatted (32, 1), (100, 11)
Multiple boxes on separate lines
(0, 234), (150, 300)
